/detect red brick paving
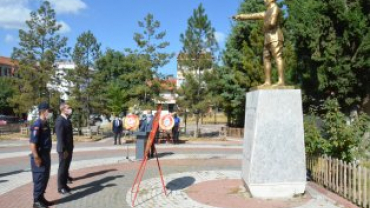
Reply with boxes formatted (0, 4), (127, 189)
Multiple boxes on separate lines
(186, 179), (311, 208)
(0, 159), (240, 208)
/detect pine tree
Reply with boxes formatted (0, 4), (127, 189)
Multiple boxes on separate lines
(0, 77), (14, 113)
(179, 3), (218, 137)
(68, 30), (101, 130)
(132, 13), (174, 108)
(9, 0), (68, 115)
(220, 0), (264, 126)
(284, 0), (370, 113)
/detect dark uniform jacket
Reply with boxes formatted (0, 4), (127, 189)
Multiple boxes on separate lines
(30, 119), (52, 154)
(55, 115), (74, 153)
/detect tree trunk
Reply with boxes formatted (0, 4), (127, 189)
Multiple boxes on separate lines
(195, 113), (199, 138)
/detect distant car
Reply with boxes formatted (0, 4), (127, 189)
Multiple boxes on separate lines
(0, 120), (7, 126)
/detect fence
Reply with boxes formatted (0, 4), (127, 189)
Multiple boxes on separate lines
(307, 156), (370, 208)
(219, 127), (244, 138)
(0, 123), (24, 135)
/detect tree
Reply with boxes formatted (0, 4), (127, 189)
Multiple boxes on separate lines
(179, 3), (218, 137)
(0, 77), (14, 114)
(284, 0), (370, 113)
(95, 49), (149, 114)
(67, 30), (101, 131)
(132, 13), (174, 108)
(9, 0), (68, 115)
(93, 14), (174, 117)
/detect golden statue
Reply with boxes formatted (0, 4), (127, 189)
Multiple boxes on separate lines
(233, 0), (286, 88)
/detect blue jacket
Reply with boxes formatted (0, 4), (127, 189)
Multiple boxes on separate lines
(30, 118), (52, 154)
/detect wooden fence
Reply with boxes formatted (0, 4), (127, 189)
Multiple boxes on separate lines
(0, 123), (25, 134)
(307, 156), (370, 208)
(219, 127), (244, 138)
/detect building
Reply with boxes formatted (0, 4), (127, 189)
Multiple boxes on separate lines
(158, 77), (177, 113)
(48, 60), (76, 101)
(176, 52), (213, 88)
(0, 56), (17, 77)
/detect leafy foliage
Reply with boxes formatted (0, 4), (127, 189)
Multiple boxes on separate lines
(67, 30), (101, 130)
(0, 77), (15, 112)
(284, 0), (370, 113)
(178, 3), (218, 137)
(304, 98), (370, 161)
(9, 0), (68, 115)
(93, 14), (174, 115)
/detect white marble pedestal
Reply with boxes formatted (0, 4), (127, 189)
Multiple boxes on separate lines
(242, 89), (306, 198)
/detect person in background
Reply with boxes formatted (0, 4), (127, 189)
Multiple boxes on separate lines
(55, 103), (74, 195)
(172, 113), (181, 144)
(112, 115), (123, 145)
(29, 102), (53, 208)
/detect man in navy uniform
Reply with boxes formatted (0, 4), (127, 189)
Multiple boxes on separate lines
(30, 102), (53, 208)
(112, 115), (123, 145)
(55, 103), (74, 195)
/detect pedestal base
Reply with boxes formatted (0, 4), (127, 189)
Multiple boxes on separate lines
(242, 89), (306, 198)
(246, 182), (306, 198)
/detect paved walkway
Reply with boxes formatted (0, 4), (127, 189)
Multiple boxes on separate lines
(0, 140), (359, 208)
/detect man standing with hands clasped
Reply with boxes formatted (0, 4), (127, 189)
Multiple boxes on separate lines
(55, 103), (74, 195)
(112, 115), (123, 145)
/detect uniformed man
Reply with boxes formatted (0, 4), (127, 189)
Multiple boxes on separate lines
(30, 102), (53, 208)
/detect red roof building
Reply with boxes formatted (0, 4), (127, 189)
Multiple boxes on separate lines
(0, 56), (18, 77)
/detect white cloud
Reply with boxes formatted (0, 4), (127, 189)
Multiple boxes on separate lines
(5, 34), (16, 43)
(58, 21), (71, 34)
(0, 0), (31, 29)
(215, 31), (226, 44)
(48, 0), (87, 14)
(0, 0), (86, 30)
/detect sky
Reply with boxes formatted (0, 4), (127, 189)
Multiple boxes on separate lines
(0, 0), (244, 76)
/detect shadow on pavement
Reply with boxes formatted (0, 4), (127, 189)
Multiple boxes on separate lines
(73, 169), (117, 181)
(166, 176), (196, 191)
(0, 180), (8, 183)
(0, 170), (24, 178)
(156, 152), (174, 158)
(55, 175), (124, 205)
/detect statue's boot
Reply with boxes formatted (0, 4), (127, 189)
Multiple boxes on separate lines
(257, 81), (272, 88)
(272, 80), (285, 87)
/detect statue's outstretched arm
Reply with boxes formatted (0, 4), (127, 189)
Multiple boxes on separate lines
(233, 12), (265, 21)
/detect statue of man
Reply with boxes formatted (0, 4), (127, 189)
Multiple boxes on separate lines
(233, 0), (285, 88)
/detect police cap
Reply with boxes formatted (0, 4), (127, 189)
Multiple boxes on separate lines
(38, 102), (51, 110)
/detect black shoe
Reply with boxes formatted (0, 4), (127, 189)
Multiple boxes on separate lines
(40, 197), (53, 206)
(67, 177), (73, 184)
(65, 185), (72, 191)
(58, 188), (71, 195)
(33, 200), (48, 208)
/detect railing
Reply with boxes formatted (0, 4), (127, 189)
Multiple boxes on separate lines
(0, 123), (25, 134)
(220, 127), (244, 138)
(307, 156), (370, 208)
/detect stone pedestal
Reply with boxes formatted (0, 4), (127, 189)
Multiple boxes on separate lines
(242, 89), (306, 198)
